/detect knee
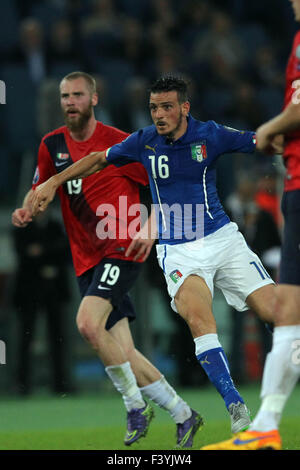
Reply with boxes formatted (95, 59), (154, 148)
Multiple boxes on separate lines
(76, 309), (100, 349)
(174, 278), (215, 336)
(175, 296), (216, 336)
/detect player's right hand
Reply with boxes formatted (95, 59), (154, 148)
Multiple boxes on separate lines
(271, 134), (285, 154)
(11, 208), (33, 228)
(256, 123), (284, 155)
(31, 178), (57, 216)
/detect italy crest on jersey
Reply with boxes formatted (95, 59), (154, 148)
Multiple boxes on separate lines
(191, 142), (207, 162)
(170, 269), (183, 284)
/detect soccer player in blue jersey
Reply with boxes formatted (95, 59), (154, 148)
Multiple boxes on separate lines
(32, 76), (281, 434)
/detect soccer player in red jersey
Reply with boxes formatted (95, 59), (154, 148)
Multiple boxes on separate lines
(201, 0), (300, 450)
(12, 72), (203, 448)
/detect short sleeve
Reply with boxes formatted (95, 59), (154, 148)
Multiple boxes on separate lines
(106, 131), (141, 167)
(32, 140), (56, 189)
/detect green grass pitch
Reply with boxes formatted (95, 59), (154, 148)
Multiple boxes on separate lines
(0, 384), (299, 450)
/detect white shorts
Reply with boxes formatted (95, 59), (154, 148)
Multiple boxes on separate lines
(156, 222), (274, 313)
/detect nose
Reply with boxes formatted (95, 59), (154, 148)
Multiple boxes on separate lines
(63, 94), (76, 107)
(66, 97), (75, 107)
(154, 106), (165, 120)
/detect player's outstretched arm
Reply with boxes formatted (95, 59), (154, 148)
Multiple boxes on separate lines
(31, 151), (107, 215)
(256, 101), (300, 153)
(12, 189), (34, 228)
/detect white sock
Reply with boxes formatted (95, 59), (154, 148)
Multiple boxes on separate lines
(194, 333), (222, 356)
(140, 376), (192, 424)
(250, 325), (300, 432)
(105, 361), (146, 412)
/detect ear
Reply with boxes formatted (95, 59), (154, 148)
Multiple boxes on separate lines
(182, 101), (190, 117)
(92, 92), (98, 107)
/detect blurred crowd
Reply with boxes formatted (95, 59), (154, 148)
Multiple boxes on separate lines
(0, 0), (296, 202)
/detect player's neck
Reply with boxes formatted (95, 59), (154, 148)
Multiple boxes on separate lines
(69, 117), (97, 142)
(168, 119), (188, 142)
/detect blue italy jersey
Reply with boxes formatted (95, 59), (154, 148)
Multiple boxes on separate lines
(106, 115), (256, 245)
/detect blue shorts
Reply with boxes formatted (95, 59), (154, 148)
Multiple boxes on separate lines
(279, 190), (300, 285)
(77, 258), (142, 330)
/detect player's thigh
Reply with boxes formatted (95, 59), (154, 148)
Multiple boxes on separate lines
(175, 274), (216, 336)
(246, 283), (276, 323)
(273, 284), (300, 325)
(276, 192), (300, 324)
(279, 191), (300, 285)
(76, 295), (113, 335)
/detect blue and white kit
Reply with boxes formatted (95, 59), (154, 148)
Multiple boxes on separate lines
(106, 115), (274, 311)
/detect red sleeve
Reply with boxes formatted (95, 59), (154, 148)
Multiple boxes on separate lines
(31, 140), (56, 189)
(119, 162), (149, 186)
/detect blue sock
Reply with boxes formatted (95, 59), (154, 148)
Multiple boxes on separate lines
(197, 347), (244, 409)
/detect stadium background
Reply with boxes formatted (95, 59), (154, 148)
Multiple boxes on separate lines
(0, 0), (299, 450)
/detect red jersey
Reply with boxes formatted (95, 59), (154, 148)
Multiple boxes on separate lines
(32, 122), (149, 276)
(283, 30), (300, 191)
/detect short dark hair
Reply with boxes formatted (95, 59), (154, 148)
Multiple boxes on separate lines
(60, 71), (96, 95)
(149, 75), (189, 103)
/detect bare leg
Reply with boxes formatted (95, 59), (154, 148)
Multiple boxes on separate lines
(174, 275), (216, 337)
(246, 283), (275, 324)
(76, 295), (126, 366)
(76, 297), (195, 427)
(110, 318), (195, 425)
(76, 295), (145, 411)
